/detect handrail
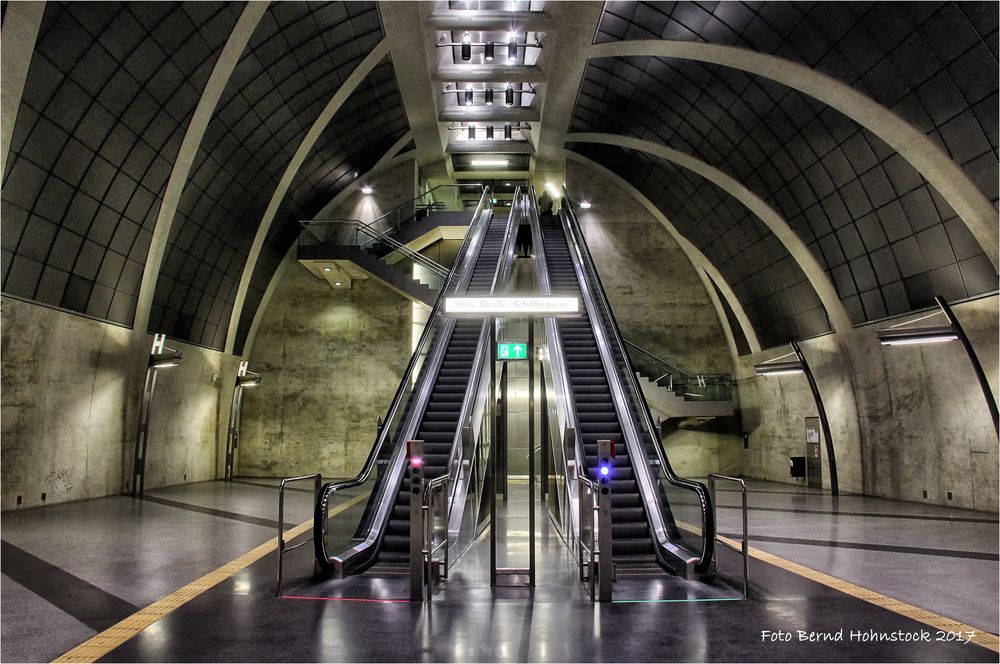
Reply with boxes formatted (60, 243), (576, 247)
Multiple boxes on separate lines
(622, 339), (731, 382)
(560, 191), (715, 575)
(354, 224), (450, 279)
(303, 183), (482, 235)
(707, 473), (748, 598)
(527, 184), (586, 543)
(277, 473), (322, 595)
(314, 187), (492, 573)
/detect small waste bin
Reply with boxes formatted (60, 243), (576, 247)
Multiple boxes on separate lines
(789, 456), (806, 478)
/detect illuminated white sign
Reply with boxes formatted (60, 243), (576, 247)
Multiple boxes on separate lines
(444, 296), (579, 316)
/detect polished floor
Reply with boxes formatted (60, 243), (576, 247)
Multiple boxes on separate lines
(1, 478), (997, 662)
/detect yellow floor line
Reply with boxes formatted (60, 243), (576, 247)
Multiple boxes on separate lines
(705, 525), (998, 653)
(53, 492), (370, 664)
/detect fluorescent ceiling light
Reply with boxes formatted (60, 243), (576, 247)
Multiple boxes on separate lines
(469, 159), (509, 167)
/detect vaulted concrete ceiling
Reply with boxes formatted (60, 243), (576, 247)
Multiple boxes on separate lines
(1, 1), (996, 356)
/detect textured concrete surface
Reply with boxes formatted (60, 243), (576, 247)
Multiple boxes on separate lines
(740, 295), (999, 512)
(1, 296), (238, 510)
(566, 161), (740, 479)
(238, 261), (411, 478)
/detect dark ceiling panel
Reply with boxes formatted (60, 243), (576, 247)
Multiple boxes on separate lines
(571, 55), (997, 328)
(148, 1), (384, 349)
(233, 58), (410, 355)
(707, 272), (751, 356)
(1, 2), (241, 324)
(569, 141), (830, 349)
(593, 2), (998, 212)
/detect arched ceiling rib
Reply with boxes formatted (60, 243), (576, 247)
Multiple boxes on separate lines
(147, 1), (385, 349)
(568, 50), (997, 332)
(224, 40), (392, 353)
(569, 131), (854, 334)
(233, 58), (410, 355)
(560, 147), (762, 354)
(1, 2), (243, 325)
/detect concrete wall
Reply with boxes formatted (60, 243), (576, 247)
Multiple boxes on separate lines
(739, 295), (999, 512)
(237, 261), (411, 478)
(1, 296), (238, 510)
(237, 159), (418, 478)
(565, 160), (740, 478)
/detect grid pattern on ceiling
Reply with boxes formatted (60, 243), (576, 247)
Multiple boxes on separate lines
(147, 1), (383, 349)
(707, 273), (751, 356)
(593, 2), (998, 209)
(569, 142), (830, 349)
(1, 2), (242, 325)
(233, 59), (410, 355)
(572, 56), (997, 324)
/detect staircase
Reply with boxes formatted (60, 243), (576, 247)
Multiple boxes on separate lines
(624, 341), (735, 421)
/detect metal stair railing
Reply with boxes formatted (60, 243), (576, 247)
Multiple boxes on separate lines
(623, 340), (734, 402)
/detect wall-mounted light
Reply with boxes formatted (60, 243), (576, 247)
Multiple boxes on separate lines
(876, 295), (998, 436)
(505, 83), (514, 106)
(753, 360), (803, 376)
(334, 281), (343, 287)
(361, 185), (374, 194)
(484, 42), (494, 61)
(323, 266), (332, 272)
(464, 85), (474, 106)
(225, 361), (262, 480)
(485, 88), (494, 105)
(579, 200), (592, 209)
(486, 125), (494, 140)
(504, 123), (512, 141)
(468, 125), (476, 141)
(507, 34), (517, 62)
(133, 334), (184, 496)
(461, 31), (472, 61)
(752, 342), (839, 495)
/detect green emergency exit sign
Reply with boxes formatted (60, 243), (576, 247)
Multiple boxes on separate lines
(497, 342), (527, 360)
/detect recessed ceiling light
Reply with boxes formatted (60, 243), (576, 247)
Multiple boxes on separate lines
(361, 185), (373, 194)
(323, 266), (332, 272)
(470, 159), (509, 167)
(334, 281), (343, 287)
(579, 200), (592, 209)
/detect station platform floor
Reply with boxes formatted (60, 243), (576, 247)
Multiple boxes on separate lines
(1, 477), (996, 662)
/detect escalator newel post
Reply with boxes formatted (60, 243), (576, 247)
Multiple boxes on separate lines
(597, 439), (614, 602)
(490, 318), (498, 588)
(528, 315), (536, 587)
(408, 439), (426, 601)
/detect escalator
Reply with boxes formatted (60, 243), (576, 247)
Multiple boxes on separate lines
(379, 213), (512, 562)
(314, 188), (517, 576)
(530, 189), (714, 575)
(538, 221), (657, 565)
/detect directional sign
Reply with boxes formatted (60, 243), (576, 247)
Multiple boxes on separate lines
(497, 342), (528, 360)
(444, 296), (579, 317)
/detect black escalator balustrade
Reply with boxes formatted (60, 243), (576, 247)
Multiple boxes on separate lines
(539, 223), (656, 564)
(375, 213), (511, 564)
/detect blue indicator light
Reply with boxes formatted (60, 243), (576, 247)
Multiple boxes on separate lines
(600, 466), (610, 476)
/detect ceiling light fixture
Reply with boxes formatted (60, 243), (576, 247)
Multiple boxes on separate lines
(334, 281), (343, 287)
(361, 185), (373, 194)
(461, 31), (472, 61)
(323, 266), (332, 272)
(579, 200), (592, 209)
(468, 125), (476, 141)
(504, 123), (512, 140)
(464, 85), (474, 106)
(470, 159), (509, 167)
(876, 325), (959, 345)
(484, 42), (494, 61)
(486, 126), (494, 140)
(507, 34), (517, 62)
(485, 88), (494, 105)
(505, 82), (514, 106)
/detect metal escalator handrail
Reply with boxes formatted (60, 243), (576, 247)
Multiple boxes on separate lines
(314, 187), (492, 571)
(559, 192), (715, 574)
(526, 185), (587, 540)
(354, 224), (450, 279)
(442, 187), (520, 542)
(622, 339), (732, 383)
